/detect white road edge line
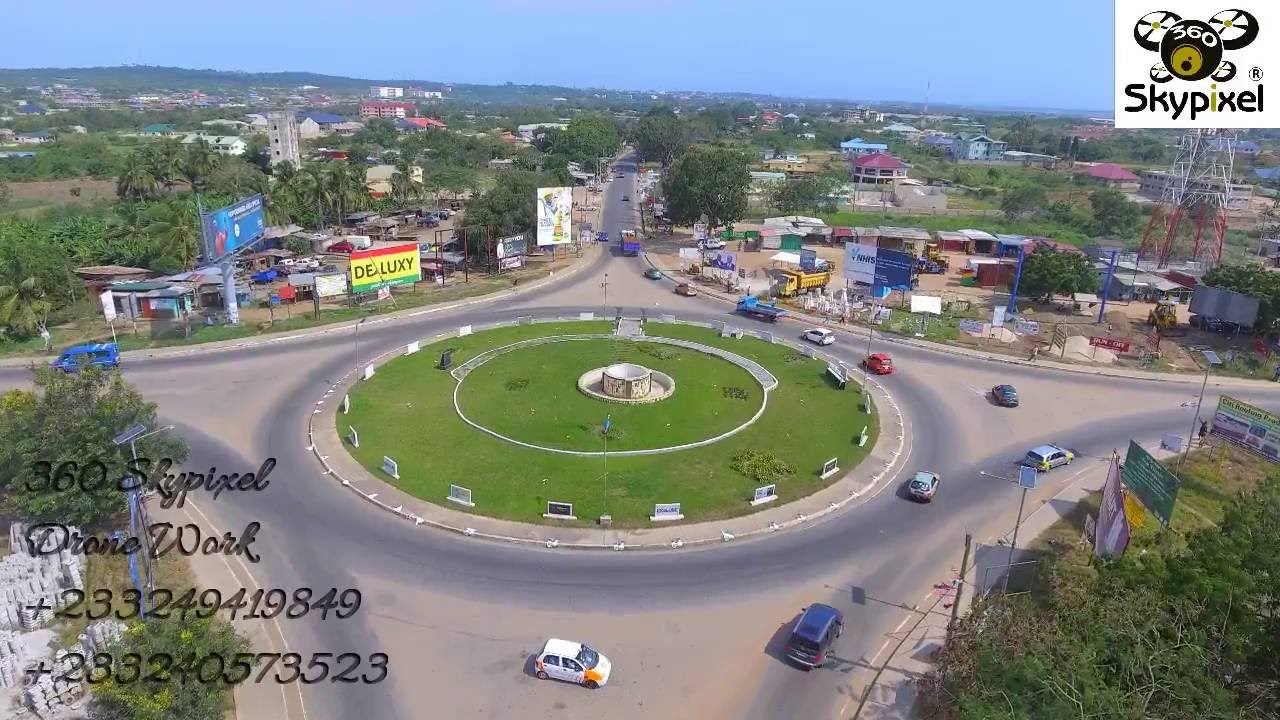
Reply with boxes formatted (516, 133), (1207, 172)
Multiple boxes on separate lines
(182, 499), (309, 720)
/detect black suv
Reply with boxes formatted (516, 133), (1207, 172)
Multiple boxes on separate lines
(785, 604), (843, 669)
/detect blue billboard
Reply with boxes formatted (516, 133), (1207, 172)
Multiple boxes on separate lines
(873, 248), (915, 292)
(203, 194), (266, 261)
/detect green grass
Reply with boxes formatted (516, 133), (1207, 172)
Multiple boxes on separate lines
(458, 338), (762, 451)
(343, 322), (879, 527)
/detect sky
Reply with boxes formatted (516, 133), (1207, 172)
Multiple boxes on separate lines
(1, 0), (1116, 111)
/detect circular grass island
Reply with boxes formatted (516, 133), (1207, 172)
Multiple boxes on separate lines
(341, 320), (879, 527)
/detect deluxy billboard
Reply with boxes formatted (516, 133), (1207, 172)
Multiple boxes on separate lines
(536, 187), (573, 246)
(203, 194), (266, 261)
(348, 244), (422, 294)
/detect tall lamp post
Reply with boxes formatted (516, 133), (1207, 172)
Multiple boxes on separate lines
(1181, 349), (1221, 468)
(601, 273), (609, 315)
(980, 466), (1039, 593)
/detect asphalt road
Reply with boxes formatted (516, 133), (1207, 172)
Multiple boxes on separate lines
(5, 154), (1280, 719)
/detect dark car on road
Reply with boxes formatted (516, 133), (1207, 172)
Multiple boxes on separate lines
(785, 603), (843, 669)
(991, 384), (1019, 407)
(643, 267), (662, 280)
(621, 195), (630, 202)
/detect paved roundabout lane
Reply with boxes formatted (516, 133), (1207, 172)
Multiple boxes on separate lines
(4, 155), (1280, 719)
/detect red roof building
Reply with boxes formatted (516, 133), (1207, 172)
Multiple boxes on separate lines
(850, 152), (908, 184)
(403, 116), (446, 129)
(360, 101), (417, 119)
(1081, 162), (1139, 188)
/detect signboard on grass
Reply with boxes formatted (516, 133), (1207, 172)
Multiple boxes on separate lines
(844, 242), (877, 284)
(100, 290), (116, 321)
(872, 248), (915, 291)
(1210, 396), (1280, 462)
(447, 484), (474, 507)
(545, 501), (575, 519)
(751, 484), (777, 506)
(1123, 440), (1180, 526)
(314, 274), (347, 297)
(651, 503), (683, 521)
(1090, 336), (1131, 353)
(536, 187), (573, 246)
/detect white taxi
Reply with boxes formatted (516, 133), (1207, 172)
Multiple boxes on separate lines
(534, 638), (612, 689)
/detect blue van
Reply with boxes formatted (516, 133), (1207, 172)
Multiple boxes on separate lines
(785, 603), (844, 669)
(52, 343), (120, 372)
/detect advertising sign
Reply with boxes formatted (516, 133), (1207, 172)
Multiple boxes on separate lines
(100, 290), (116, 322)
(202, 194), (266, 261)
(496, 234), (527, 260)
(1095, 455), (1131, 558)
(1090, 336), (1132, 353)
(991, 307), (1006, 327)
(1123, 440), (1181, 525)
(711, 252), (736, 271)
(536, 187), (573, 246)
(844, 242), (877, 284)
(545, 501), (575, 518)
(751, 484), (778, 505)
(693, 223), (708, 241)
(1014, 319), (1041, 335)
(800, 249), (818, 272)
(447, 484), (474, 507)
(314, 274), (347, 298)
(958, 319), (986, 335)
(652, 503), (683, 521)
(349, 244), (421, 294)
(499, 256), (523, 271)
(381, 456), (400, 480)
(873, 248), (915, 290)
(1211, 396), (1280, 462)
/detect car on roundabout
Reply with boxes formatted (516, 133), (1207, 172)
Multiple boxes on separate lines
(990, 384), (1019, 407)
(534, 638), (612, 689)
(907, 471), (941, 502)
(802, 328), (835, 346)
(784, 603), (844, 669)
(675, 283), (698, 297)
(643, 267), (663, 280)
(1022, 444), (1074, 472)
(864, 353), (894, 375)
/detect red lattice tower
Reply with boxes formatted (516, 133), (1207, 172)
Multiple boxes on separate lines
(1138, 129), (1235, 269)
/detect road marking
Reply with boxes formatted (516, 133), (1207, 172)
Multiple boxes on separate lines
(182, 499), (309, 720)
(966, 386), (985, 398)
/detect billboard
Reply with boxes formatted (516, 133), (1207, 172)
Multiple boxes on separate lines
(844, 242), (877, 284)
(711, 252), (736, 271)
(1095, 455), (1130, 558)
(349, 244), (421, 294)
(314, 274), (347, 298)
(1123, 440), (1181, 526)
(693, 223), (708, 241)
(800, 249), (818, 272)
(536, 187), (573, 246)
(1189, 286), (1262, 327)
(873, 248), (915, 291)
(203, 194), (266, 261)
(1211, 395), (1280, 462)
(496, 234), (527, 260)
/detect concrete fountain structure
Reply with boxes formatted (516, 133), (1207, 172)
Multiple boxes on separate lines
(577, 362), (675, 404)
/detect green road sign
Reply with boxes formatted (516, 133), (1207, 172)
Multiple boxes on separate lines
(1123, 440), (1180, 526)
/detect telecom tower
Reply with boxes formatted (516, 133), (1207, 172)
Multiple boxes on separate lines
(1139, 129), (1236, 269)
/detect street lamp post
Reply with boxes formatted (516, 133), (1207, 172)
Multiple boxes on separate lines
(601, 273), (609, 315)
(979, 468), (1036, 593)
(1181, 350), (1220, 469)
(354, 316), (368, 375)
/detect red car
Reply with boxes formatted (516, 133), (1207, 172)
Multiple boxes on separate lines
(865, 353), (894, 375)
(328, 241), (355, 254)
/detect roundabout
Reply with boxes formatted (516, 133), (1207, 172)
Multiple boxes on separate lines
(338, 319), (881, 526)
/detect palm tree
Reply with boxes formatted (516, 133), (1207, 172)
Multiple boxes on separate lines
(327, 162), (367, 226)
(390, 161), (417, 207)
(146, 201), (202, 270)
(149, 140), (184, 192)
(299, 164), (331, 230)
(0, 277), (52, 337)
(182, 140), (219, 196)
(116, 153), (160, 201)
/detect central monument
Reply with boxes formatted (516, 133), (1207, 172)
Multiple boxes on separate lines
(577, 362), (675, 404)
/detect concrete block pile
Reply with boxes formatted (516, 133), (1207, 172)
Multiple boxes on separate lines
(22, 648), (84, 718)
(0, 524), (86, 631)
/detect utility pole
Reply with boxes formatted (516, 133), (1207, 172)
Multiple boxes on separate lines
(601, 273), (609, 315)
(1181, 350), (1219, 469)
(950, 532), (972, 631)
(354, 316), (367, 375)
(1004, 485), (1029, 594)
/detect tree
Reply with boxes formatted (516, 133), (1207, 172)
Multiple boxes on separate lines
(0, 276), (52, 337)
(662, 146), (751, 229)
(634, 109), (688, 167)
(116, 152), (160, 201)
(769, 175), (839, 214)
(90, 617), (248, 720)
(462, 170), (540, 235)
(327, 161), (367, 225)
(999, 184), (1048, 220)
(1089, 188), (1142, 238)
(148, 140), (183, 192)
(1016, 243), (1099, 302)
(181, 140), (220, 196)
(145, 199), (203, 270)
(0, 367), (188, 527)
(553, 115), (621, 168)
(0, 180), (10, 209)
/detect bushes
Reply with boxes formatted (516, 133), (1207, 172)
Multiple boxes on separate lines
(730, 449), (793, 483)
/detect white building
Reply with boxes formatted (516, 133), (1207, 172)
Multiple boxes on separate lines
(516, 122), (569, 142)
(370, 86), (404, 98)
(182, 134), (246, 156)
(266, 111), (301, 167)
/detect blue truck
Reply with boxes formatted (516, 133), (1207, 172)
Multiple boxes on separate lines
(736, 296), (786, 323)
(620, 230), (641, 257)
